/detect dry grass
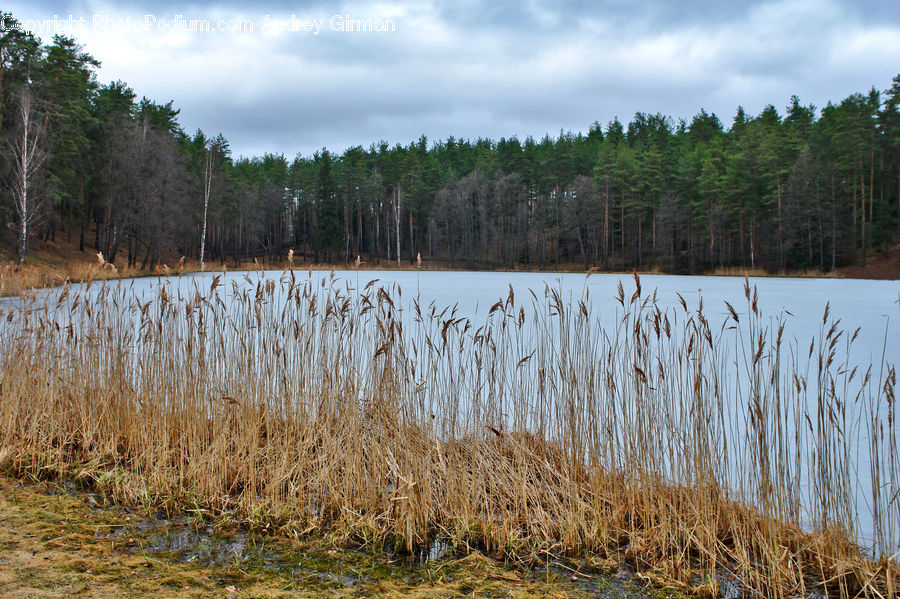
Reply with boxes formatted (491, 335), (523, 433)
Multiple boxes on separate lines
(0, 257), (136, 297)
(709, 266), (839, 278)
(0, 270), (896, 597)
(0, 254), (265, 298)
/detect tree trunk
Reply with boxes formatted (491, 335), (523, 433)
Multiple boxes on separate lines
(17, 215), (27, 266)
(200, 149), (213, 269)
(776, 171), (783, 272)
(11, 86), (47, 266)
(620, 202), (625, 269)
(604, 175), (610, 268)
(395, 187), (401, 266)
(860, 152), (866, 267)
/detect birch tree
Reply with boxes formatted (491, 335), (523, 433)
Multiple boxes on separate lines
(8, 83), (48, 265)
(196, 133), (229, 268)
(200, 143), (213, 269)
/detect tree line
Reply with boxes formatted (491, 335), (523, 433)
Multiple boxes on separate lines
(2, 12), (898, 273)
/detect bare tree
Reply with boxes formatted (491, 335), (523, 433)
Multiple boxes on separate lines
(200, 146), (213, 269)
(8, 83), (48, 266)
(393, 186), (401, 265)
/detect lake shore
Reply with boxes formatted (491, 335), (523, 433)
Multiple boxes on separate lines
(3, 236), (899, 297)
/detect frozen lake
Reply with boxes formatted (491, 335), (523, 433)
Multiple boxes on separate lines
(110, 268), (900, 369)
(6, 269), (898, 358)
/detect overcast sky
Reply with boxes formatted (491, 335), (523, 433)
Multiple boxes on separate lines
(6, 0), (900, 158)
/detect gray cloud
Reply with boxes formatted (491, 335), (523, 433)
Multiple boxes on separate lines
(5, 0), (900, 158)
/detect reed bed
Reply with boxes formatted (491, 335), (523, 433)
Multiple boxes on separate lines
(0, 270), (896, 597)
(0, 258), (132, 297)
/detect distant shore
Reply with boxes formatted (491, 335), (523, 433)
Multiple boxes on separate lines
(2, 236), (898, 297)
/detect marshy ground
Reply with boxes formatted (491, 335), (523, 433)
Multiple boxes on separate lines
(0, 476), (664, 598)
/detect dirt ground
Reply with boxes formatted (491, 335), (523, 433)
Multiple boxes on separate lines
(838, 244), (900, 280)
(0, 476), (662, 599)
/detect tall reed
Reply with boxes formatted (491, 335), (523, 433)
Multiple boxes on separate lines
(0, 270), (895, 597)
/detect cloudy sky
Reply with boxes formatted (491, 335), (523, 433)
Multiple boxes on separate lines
(7, 0), (900, 158)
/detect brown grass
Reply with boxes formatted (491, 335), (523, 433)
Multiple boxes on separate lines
(709, 265), (839, 278)
(0, 270), (896, 597)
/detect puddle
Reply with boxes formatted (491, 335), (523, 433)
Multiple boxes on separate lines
(718, 571), (748, 599)
(140, 525), (251, 566)
(526, 561), (646, 599)
(132, 518), (366, 586)
(398, 538), (454, 567)
(51, 480), (104, 509)
(315, 571), (361, 586)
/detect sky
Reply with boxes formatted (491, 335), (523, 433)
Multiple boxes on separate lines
(6, 0), (900, 159)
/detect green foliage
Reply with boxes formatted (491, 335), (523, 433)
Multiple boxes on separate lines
(314, 149), (341, 261)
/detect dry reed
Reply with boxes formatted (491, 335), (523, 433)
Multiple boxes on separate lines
(0, 270), (896, 597)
